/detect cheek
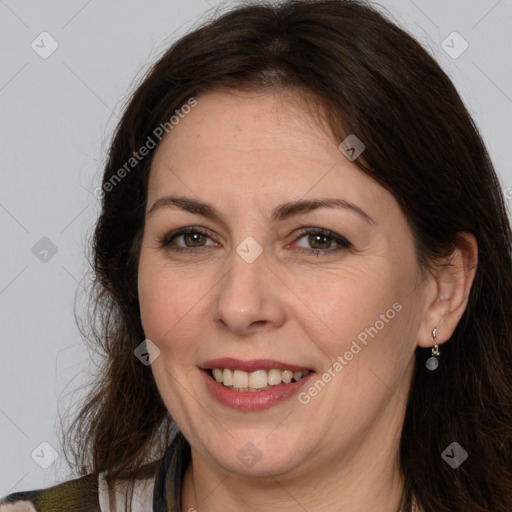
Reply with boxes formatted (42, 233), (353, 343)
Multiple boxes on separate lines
(138, 262), (183, 340)
(300, 261), (417, 382)
(299, 265), (400, 338)
(138, 260), (211, 358)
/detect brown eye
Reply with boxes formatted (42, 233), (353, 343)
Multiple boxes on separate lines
(181, 232), (207, 247)
(159, 227), (217, 252)
(293, 228), (351, 256)
(307, 233), (332, 250)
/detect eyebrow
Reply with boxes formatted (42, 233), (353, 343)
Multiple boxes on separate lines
(146, 195), (376, 226)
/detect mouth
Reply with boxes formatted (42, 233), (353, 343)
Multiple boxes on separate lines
(206, 367), (312, 392)
(200, 358), (315, 411)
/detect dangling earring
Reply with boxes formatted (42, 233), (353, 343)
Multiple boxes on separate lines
(425, 327), (440, 370)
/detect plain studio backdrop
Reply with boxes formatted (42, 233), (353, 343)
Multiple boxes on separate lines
(0, 0), (511, 497)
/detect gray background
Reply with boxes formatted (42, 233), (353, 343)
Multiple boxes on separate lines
(1, 0), (511, 497)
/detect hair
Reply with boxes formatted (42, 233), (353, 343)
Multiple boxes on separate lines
(61, 0), (512, 510)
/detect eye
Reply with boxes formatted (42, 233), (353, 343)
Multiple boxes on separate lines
(158, 226), (351, 257)
(159, 227), (218, 253)
(292, 228), (351, 256)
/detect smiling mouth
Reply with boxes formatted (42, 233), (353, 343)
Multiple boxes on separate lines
(207, 368), (312, 392)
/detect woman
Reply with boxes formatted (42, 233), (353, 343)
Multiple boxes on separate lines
(2, 0), (511, 510)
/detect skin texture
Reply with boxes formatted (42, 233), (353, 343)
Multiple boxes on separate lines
(137, 89), (477, 512)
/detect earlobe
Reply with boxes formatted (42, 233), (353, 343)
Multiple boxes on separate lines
(417, 232), (478, 349)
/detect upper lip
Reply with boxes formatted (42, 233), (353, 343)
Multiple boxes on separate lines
(201, 358), (312, 373)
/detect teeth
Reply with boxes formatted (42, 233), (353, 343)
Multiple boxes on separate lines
(233, 369), (249, 388)
(210, 368), (310, 391)
(249, 370), (268, 389)
(268, 368), (282, 385)
(222, 368), (233, 386)
(281, 370), (293, 383)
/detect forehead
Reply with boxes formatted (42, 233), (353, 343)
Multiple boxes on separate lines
(146, 89), (390, 221)
(153, 89), (335, 161)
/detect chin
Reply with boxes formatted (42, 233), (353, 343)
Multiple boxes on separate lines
(197, 429), (312, 477)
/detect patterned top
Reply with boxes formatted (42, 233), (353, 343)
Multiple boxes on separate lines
(0, 431), (191, 512)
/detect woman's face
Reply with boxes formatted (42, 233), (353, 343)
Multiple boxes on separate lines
(138, 89), (431, 478)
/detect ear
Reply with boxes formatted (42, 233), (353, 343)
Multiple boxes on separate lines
(416, 232), (478, 349)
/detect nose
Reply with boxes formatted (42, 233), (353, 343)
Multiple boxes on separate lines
(212, 246), (286, 336)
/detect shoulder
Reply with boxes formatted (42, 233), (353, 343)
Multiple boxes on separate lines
(0, 429), (183, 512)
(0, 472), (157, 512)
(0, 473), (100, 512)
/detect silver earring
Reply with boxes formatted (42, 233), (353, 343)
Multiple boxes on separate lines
(425, 327), (440, 370)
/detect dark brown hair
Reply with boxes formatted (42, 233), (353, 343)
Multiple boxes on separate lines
(62, 1), (512, 510)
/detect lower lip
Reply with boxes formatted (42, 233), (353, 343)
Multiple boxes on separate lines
(201, 370), (314, 411)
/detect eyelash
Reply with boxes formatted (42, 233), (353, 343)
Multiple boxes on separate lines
(158, 226), (351, 257)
